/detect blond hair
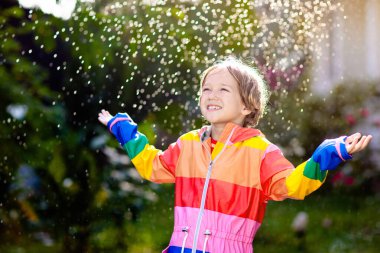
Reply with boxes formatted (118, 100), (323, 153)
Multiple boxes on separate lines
(200, 57), (270, 127)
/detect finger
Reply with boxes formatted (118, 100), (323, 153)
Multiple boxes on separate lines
(345, 133), (361, 150)
(356, 135), (373, 152)
(351, 135), (373, 154)
(363, 135), (373, 148)
(346, 133), (361, 144)
(351, 136), (367, 153)
(346, 137), (359, 154)
(346, 134), (355, 144)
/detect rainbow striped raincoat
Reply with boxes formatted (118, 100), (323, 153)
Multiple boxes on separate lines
(108, 113), (352, 253)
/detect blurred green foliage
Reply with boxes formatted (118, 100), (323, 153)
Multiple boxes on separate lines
(0, 0), (262, 251)
(0, 0), (379, 252)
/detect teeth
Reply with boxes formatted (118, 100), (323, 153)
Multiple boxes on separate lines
(207, 105), (222, 110)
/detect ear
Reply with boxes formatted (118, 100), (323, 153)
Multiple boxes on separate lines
(242, 107), (252, 116)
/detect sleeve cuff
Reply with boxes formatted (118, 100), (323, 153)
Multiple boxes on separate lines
(336, 136), (353, 161)
(107, 113), (132, 132)
(107, 113), (136, 146)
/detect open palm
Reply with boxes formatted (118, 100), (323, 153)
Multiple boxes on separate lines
(98, 109), (113, 126)
(345, 133), (372, 155)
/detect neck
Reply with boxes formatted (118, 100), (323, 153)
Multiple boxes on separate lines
(210, 121), (244, 141)
(210, 124), (224, 141)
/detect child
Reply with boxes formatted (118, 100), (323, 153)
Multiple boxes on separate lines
(98, 57), (372, 253)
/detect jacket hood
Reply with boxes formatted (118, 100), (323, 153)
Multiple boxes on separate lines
(199, 122), (263, 144)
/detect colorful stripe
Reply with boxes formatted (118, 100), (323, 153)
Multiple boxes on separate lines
(175, 177), (267, 221)
(124, 133), (148, 159)
(124, 133), (179, 183)
(176, 144), (264, 188)
(108, 117), (131, 132)
(303, 159), (327, 182)
(166, 246), (208, 253)
(260, 146), (294, 186)
(107, 118), (353, 252)
(233, 136), (270, 151)
(130, 143), (158, 180)
(285, 161), (326, 199)
(107, 113), (137, 145)
(181, 131), (201, 142)
(284, 137), (350, 199)
(174, 206), (260, 240)
(312, 137), (352, 171)
(167, 207), (257, 253)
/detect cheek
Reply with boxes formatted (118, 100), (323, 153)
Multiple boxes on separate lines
(199, 95), (206, 104)
(232, 95), (244, 106)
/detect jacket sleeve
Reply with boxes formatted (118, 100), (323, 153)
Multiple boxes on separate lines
(107, 113), (180, 183)
(260, 137), (352, 201)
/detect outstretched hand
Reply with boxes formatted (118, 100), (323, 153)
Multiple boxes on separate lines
(98, 109), (113, 126)
(345, 133), (372, 155)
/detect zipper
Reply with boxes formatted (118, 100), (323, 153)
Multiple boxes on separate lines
(191, 127), (236, 253)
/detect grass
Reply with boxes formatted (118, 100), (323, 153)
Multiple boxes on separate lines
(1, 190), (379, 252)
(254, 193), (380, 253)
(129, 190), (380, 253)
(0, 240), (61, 253)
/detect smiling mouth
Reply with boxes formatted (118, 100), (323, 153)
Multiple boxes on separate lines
(207, 105), (222, 111)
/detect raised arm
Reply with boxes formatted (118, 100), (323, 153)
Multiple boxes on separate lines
(98, 110), (181, 183)
(261, 133), (372, 201)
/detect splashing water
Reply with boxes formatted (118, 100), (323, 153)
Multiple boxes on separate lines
(61, 0), (340, 131)
(2, 1), (378, 252)
(19, 0), (341, 107)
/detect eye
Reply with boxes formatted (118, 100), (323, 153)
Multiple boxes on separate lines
(202, 88), (211, 92)
(221, 88), (230, 92)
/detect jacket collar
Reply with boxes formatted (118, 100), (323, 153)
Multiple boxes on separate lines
(199, 122), (262, 144)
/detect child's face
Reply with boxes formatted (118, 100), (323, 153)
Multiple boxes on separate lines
(200, 67), (251, 128)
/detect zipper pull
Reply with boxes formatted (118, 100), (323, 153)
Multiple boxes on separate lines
(208, 161), (213, 170)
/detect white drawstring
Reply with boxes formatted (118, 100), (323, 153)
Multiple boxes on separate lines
(181, 226), (189, 253)
(202, 229), (211, 253)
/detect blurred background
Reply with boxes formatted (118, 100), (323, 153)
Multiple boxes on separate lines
(0, 0), (379, 252)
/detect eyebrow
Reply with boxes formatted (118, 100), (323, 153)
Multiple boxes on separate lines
(203, 83), (232, 87)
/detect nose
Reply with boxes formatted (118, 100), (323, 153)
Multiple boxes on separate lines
(207, 89), (220, 99)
